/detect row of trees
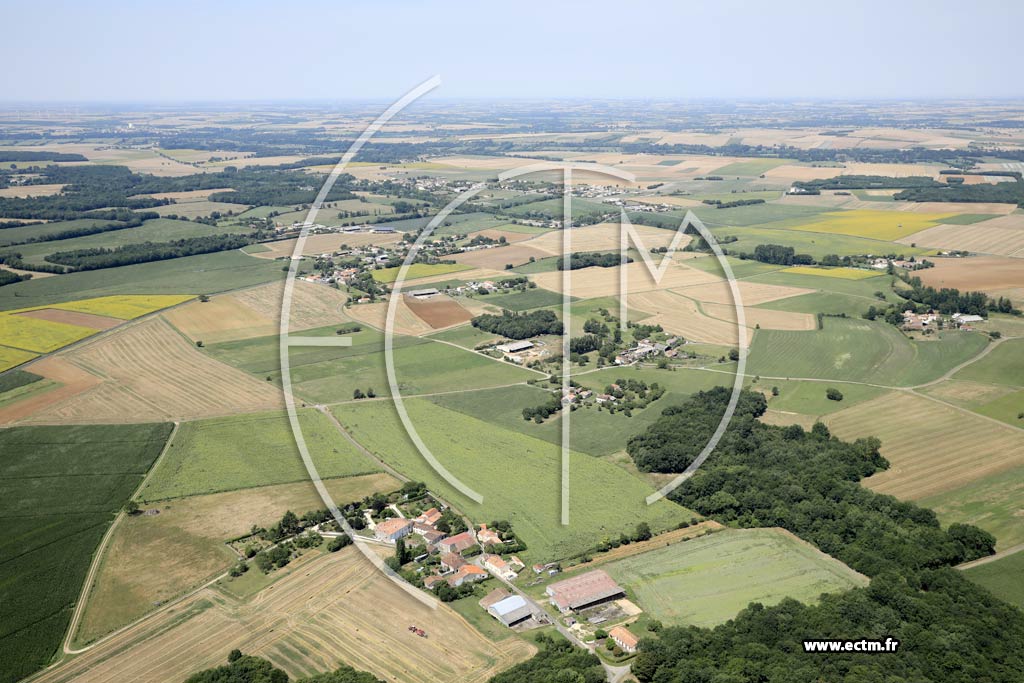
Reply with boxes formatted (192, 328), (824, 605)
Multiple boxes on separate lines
(44, 233), (252, 270)
(186, 652), (382, 683)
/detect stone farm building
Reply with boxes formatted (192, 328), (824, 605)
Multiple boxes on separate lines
(609, 625), (639, 653)
(545, 569), (625, 614)
(437, 530), (477, 554)
(374, 518), (413, 542)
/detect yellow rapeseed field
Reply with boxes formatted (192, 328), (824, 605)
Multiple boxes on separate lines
(790, 209), (954, 241)
(782, 266), (884, 280)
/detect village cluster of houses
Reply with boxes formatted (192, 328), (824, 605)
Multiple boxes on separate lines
(374, 509), (529, 590)
(902, 310), (984, 332)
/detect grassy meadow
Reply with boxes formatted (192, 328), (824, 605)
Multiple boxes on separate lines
(138, 409), (381, 500)
(331, 398), (694, 561)
(603, 528), (867, 627)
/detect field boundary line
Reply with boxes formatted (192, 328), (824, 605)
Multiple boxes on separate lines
(910, 334), (1016, 389)
(62, 421), (180, 655)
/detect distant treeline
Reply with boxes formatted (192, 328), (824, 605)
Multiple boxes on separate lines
(0, 211), (156, 247)
(43, 233), (251, 270)
(0, 151), (88, 162)
(622, 141), (1024, 166)
(471, 309), (563, 339)
(895, 180), (1024, 207)
(701, 197), (765, 208)
(556, 252), (632, 270)
(793, 175), (943, 191)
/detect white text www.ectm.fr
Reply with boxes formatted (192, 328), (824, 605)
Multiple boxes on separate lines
(803, 638), (900, 653)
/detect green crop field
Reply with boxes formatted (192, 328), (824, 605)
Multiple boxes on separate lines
(963, 551), (1024, 610)
(425, 323), (499, 349)
(686, 203), (827, 228)
(0, 250), (283, 311)
(0, 219), (121, 247)
(746, 317), (988, 386)
(0, 422), (172, 683)
(953, 339), (1024, 387)
(371, 262), (471, 283)
(282, 337), (536, 404)
(973, 389), (1024, 427)
(511, 255), (562, 274)
(138, 409), (380, 500)
(937, 213), (1004, 225)
(707, 224), (928, 259)
(751, 270), (900, 299)
(763, 379), (890, 416)
(331, 398), (693, 561)
(503, 197), (611, 220)
(602, 528), (867, 627)
(920, 464), (1024, 550)
(756, 291), (879, 318)
(481, 287), (566, 311)
(683, 255), (785, 280)
(711, 159), (793, 176)
(432, 368), (732, 456)
(9, 218), (253, 265)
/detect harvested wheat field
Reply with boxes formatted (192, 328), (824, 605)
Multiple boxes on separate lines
(672, 279), (812, 306)
(139, 188), (234, 201)
(405, 295), (473, 329)
(524, 222), (685, 256)
(452, 244), (549, 269)
(344, 299), (435, 336)
(627, 290), (748, 346)
(23, 317), (283, 423)
(0, 356), (100, 425)
(702, 301), (816, 331)
(824, 392), (1024, 501)
(76, 473), (400, 644)
(165, 280), (351, 344)
(0, 183), (65, 198)
(39, 548), (533, 683)
(15, 308), (122, 330)
(532, 260), (718, 298)
(915, 255), (1024, 296)
(899, 214), (1024, 257)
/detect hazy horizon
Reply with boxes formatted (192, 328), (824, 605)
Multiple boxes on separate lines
(4, 0), (1023, 103)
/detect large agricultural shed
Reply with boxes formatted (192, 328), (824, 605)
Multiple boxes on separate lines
(546, 569), (625, 613)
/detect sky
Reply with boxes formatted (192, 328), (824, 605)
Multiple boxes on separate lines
(3, 0), (1022, 102)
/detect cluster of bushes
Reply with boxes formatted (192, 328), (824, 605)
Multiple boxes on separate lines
(471, 309), (563, 339)
(522, 394), (562, 423)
